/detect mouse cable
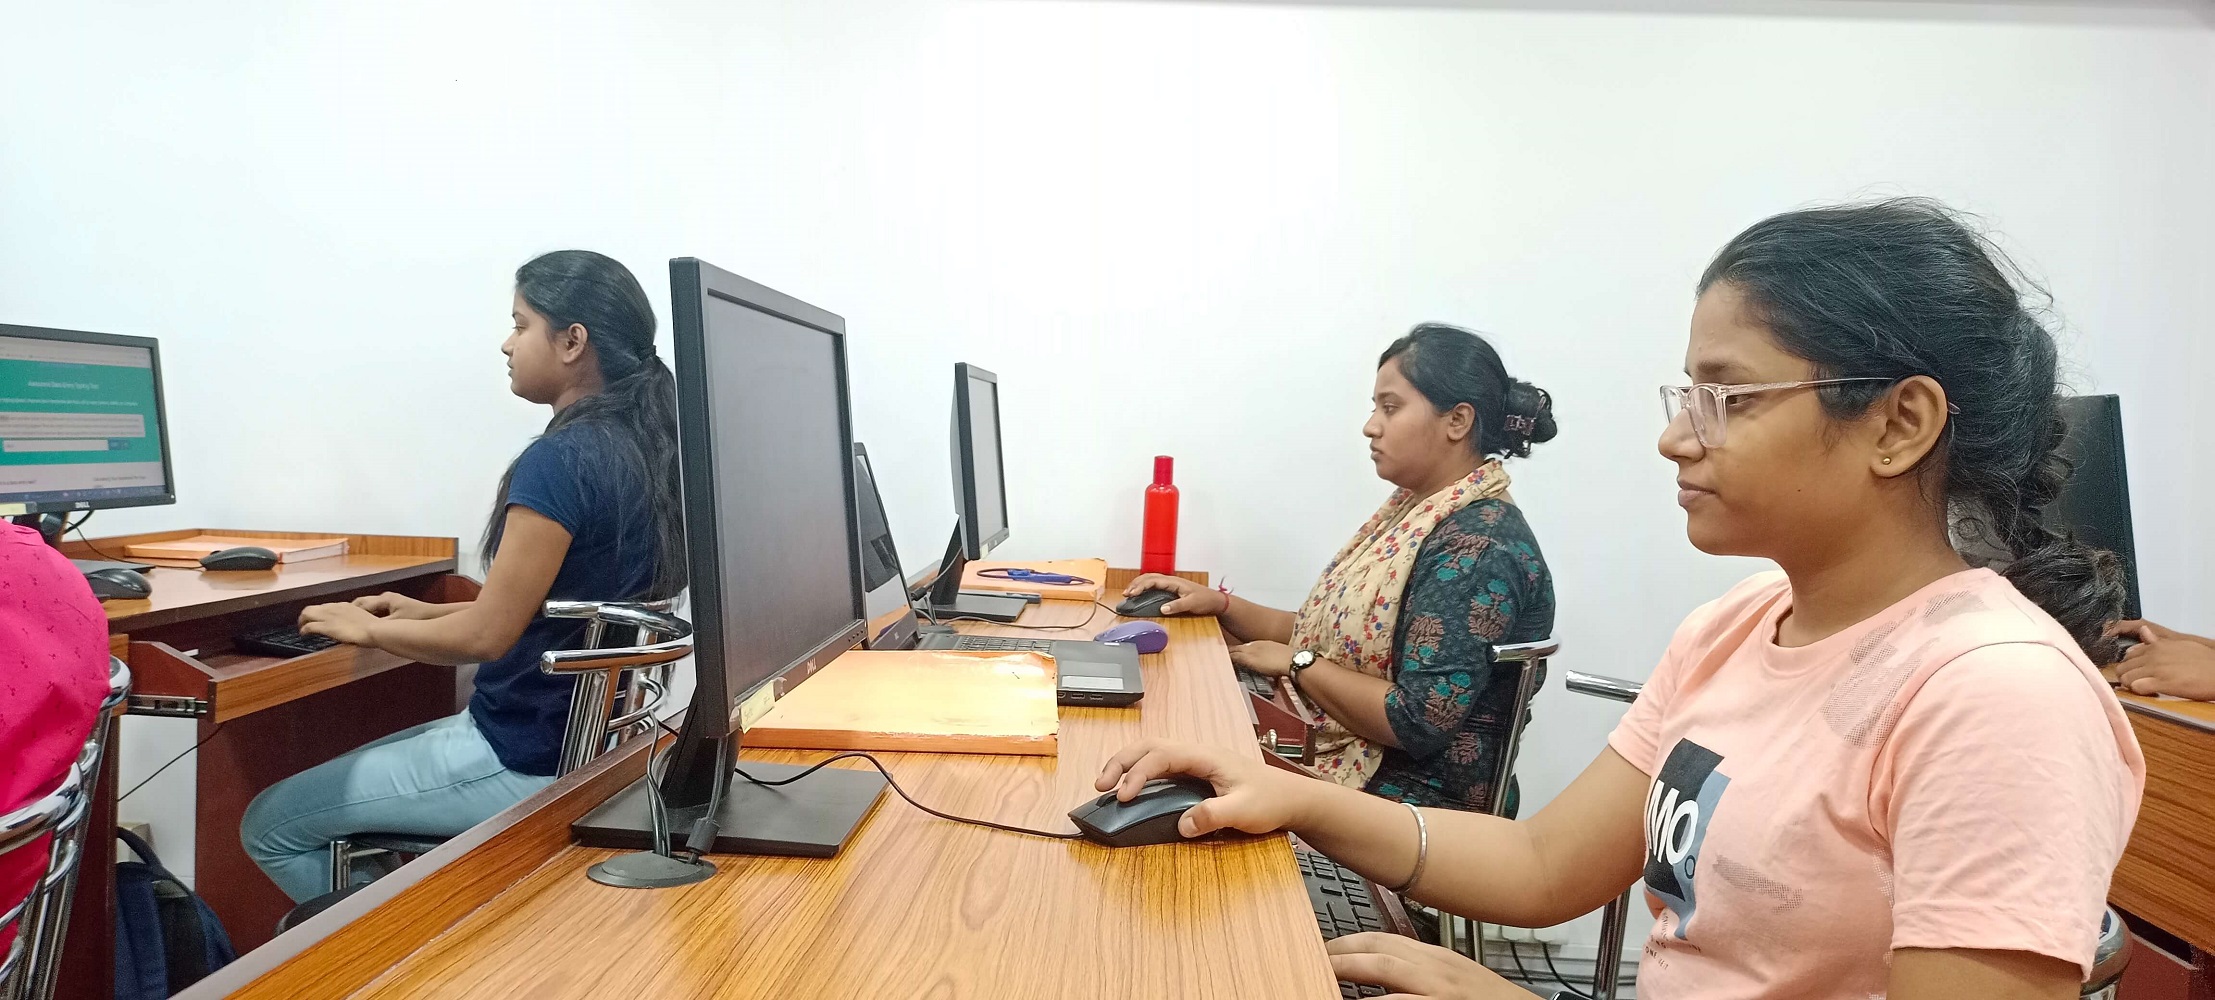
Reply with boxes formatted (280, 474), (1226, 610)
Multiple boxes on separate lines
(734, 751), (1086, 841)
(119, 723), (225, 803)
(67, 511), (133, 564)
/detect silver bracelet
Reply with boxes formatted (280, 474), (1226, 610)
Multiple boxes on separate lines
(1388, 801), (1429, 895)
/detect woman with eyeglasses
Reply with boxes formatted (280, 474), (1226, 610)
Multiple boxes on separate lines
(1122, 324), (1557, 816)
(1098, 199), (2144, 1000)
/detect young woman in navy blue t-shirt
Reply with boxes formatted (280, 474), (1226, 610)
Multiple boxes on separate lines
(242, 250), (685, 903)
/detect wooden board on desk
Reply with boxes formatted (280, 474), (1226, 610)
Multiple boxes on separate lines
(962, 557), (1108, 602)
(746, 649), (1060, 756)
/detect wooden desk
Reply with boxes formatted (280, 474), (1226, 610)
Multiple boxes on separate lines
(57, 530), (473, 1000)
(177, 571), (1341, 999)
(2112, 693), (2215, 991)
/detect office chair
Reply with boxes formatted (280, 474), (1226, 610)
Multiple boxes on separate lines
(276, 601), (692, 933)
(1, 656), (129, 1000)
(1560, 669), (2132, 1000)
(1434, 639), (1558, 961)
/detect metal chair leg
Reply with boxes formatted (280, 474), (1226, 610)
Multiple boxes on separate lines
(328, 838), (357, 894)
(1590, 887), (1631, 1000)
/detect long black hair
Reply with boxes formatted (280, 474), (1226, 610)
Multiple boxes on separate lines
(1700, 198), (2128, 662)
(1378, 323), (1557, 458)
(483, 250), (687, 600)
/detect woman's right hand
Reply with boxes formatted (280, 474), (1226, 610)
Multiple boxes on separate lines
(1095, 740), (1312, 838)
(353, 591), (434, 620)
(1120, 574), (1229, 617)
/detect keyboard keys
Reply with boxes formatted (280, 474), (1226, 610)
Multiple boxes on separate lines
(1297, 845), (1392, 997)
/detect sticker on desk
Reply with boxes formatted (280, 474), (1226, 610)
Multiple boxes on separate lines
(0, 503), (25, 517)
(736, 683), (779, 732)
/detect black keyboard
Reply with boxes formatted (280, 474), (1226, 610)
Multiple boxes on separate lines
(948, 635), (1056, 654)
(1239, 668), (1281, 702)
(1297, 845), (1390, 998)
(235, 625), (340, 658)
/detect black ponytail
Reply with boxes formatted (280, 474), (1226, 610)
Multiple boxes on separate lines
(485, 250), (688, 601)
(1379, 323), (1557, 459)
(1699, 199), (2129, 662)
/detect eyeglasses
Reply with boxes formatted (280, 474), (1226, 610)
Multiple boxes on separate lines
(1659, 378), (1897, 449)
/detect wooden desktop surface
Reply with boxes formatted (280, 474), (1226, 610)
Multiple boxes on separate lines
(187, 575), (1340, 999)
(64, 529), (457, 632)
(2112, 693), (2215, 957)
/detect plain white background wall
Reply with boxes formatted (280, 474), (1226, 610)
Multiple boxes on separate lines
(6, 0), (2211, 953)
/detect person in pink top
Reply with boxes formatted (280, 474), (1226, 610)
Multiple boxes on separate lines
(1095, 199), (2145, 999)
(0, 520), (111, 955)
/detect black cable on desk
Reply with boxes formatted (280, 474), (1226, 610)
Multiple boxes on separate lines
(735, 752), (1085, 841)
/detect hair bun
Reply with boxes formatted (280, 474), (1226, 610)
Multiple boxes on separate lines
(1503, 380), (1559, 448)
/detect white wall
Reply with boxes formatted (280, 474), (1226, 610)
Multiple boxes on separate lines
(7, 0), (2211, 946)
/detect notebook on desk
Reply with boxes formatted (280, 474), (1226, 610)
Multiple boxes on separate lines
(123, 534), (349, 563)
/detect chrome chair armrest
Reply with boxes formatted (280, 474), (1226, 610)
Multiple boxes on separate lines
(539, 638), (694, 676)
(1564, 670), (1643, 704)
(1494, 639), (1561, 662)
(542, 600), (692, 641)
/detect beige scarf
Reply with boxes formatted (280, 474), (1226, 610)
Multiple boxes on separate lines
(1294, 460), (1512, 788)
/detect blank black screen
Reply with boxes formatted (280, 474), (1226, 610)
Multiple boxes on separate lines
(699, 293), (857, 701)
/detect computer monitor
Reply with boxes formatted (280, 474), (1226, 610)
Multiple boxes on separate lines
(0, 324), (175, 550)
(918, 363), (1027, 622)
(852, 442), (918, 651)
(953, 363), (1009, 559)
(572, 259), (886, 887)
(2048, 394), (2141, 621)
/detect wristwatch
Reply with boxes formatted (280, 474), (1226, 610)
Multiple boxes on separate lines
(1287, 650), (1319, 688)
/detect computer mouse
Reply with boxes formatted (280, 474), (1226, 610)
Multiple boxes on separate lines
(200, 546), (280, 571)
(1114, 589), (1181, 618)
(85, 568), (152, 601)
(1095, 620), (1169, 654)
(1067, 776), (1215, 847)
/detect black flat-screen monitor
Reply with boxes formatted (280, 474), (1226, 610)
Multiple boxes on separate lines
(2048, 394), (2140, 621)
(951, 363), (1009, 560)
(658, 258), (866, 802)
(0, 323), (176, 516)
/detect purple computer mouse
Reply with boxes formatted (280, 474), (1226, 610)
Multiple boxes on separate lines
(1095, 620), (1169, 654)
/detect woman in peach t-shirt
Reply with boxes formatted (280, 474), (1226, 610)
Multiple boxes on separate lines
(1098, 199), (2145, 1000)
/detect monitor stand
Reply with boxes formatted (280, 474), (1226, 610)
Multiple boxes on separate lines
(916, 526), (1025, 624)
(574, 762), (887, 860)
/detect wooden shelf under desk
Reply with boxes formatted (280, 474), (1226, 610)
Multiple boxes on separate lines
(63, 528), (461, 632)
(132, 639), (421, 724)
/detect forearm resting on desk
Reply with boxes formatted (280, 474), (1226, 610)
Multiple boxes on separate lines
(1097, 740), (1648, 929)
(1222, 595), (1296, 645)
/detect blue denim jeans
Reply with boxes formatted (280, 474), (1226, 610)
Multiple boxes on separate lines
(240, 711), (552, 902)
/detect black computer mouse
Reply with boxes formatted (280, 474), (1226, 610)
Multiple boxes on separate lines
(86, 568), (152, 601)
(200, 546), (280, 571)
(1067, 776), (1216, 847)
(1114, 588), (1181, 618)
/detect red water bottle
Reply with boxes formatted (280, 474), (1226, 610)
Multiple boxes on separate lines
(1140, 456), (1179, 576)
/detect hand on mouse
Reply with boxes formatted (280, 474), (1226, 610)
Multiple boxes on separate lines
(1327, 933), (1529, 999)
(2108, 619), (2215, 648)
(1094, 740), (1311, 838)
(2114, 629), (2215, 702)
(1120, 575), (1227, 616)
(299, 602), (379, 647)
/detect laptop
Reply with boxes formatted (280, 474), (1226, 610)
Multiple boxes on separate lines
(852, 443), (1143, 707)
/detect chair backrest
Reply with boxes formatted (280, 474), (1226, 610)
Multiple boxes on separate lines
(539, 601), (695, 777)
(1, 655), (128, 1000)
(1481, 639), (1560, 817)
